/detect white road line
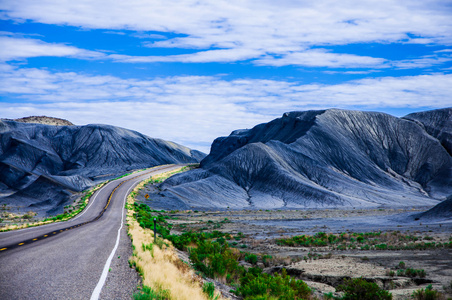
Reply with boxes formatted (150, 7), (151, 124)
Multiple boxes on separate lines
(90, 166), (182, 299)
(90, 178), (140, 300)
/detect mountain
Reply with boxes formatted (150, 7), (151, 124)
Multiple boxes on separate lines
(0, 120), (205, 215)
(156, 108), (452, 210)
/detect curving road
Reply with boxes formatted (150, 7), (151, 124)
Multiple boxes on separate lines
(0, 165), (181, 300)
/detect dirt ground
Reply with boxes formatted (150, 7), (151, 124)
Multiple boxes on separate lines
(142, 204), (452, 299)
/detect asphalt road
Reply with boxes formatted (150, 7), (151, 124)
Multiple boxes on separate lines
(0, 164), (182, 300)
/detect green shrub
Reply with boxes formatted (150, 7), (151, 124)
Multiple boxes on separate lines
(237, 268), (311, 300)
(336, 278), (392, 300)
(411, 284), (445, 300)
(245, 254), (258, 265)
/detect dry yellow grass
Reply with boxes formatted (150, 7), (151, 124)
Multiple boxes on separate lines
(127, 169), (222, 300)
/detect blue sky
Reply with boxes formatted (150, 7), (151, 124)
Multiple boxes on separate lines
(0, 1), (451, 152)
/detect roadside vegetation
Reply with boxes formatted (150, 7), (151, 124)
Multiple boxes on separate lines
(127, 166), (217, 300)
(0, 169), (142, 232)
(0, 186), (97, 232)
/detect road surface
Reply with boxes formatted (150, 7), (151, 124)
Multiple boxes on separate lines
(0, 165), (181, 299)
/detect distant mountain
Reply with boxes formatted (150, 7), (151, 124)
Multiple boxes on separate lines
(157, 108), (452, 210)
(0, 120), (205, 215)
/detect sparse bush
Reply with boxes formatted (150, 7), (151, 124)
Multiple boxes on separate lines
(336, 278), (392, 300)
(245, 253), (258, 265)
(237, 268), (312, 300)
(202, 282), (219, 300)
(411, 284), (446, 300)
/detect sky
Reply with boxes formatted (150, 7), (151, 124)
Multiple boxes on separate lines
(0, 0), (451, 153)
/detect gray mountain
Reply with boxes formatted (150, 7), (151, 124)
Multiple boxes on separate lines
(156, 108), (452, 210)
(0, 120), (205, 215)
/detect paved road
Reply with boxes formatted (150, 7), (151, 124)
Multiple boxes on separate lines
(0, 165), (181, 300)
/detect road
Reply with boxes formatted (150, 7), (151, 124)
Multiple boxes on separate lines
(0, 165), (181, 300)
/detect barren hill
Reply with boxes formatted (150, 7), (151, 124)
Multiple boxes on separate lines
(0, 120), (205, 215)
(13, 116), (75, 126)
(156, 108), (452, 210)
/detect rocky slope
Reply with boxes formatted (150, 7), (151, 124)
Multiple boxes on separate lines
(157, 108), (452, 210)
(0, 120), (205, 215)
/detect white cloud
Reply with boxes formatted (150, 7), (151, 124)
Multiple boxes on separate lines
(1, 64), (451, 152)
(1, 0), (452, 67)
(391, 54), (452, 69)
(255, 49), (387, 68)
(0, 35), (105, 61)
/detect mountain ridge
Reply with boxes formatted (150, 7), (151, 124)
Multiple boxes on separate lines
(0, 120), (205, 215)
(155, 108), (452, 210)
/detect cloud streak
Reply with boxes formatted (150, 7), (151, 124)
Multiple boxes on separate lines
(1, 0), (452, 66)
(1, 64), (450, 151)
(0, 35), (105, 62)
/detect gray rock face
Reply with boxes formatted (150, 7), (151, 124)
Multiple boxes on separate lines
(0, 120), (205, 215)
(404, 108), (452, 156)
(160, 108), (452, 209)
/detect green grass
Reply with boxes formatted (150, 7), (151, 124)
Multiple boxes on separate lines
(202, 282), (219, 300)
(133, 285), (170, 300)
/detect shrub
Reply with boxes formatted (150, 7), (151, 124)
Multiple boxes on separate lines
(245, 253), (258, 265)
(237, 268), (312, 300)
(336, 278), (392, 300)
(202, 282), (219, 300)
(411, 284), (446, 300)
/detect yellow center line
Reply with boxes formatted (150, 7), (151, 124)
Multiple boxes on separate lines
(33, 238), (38, 241)
(0, 248), (7, 251)
(18, 243), (24, 246)
(44, 235), (48, 237)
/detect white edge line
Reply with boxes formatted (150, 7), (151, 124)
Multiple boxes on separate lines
(90, 178), (140, 300)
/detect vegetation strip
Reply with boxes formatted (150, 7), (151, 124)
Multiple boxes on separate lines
(276, 231), (452, 251)
(126, 166), (215, 300)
